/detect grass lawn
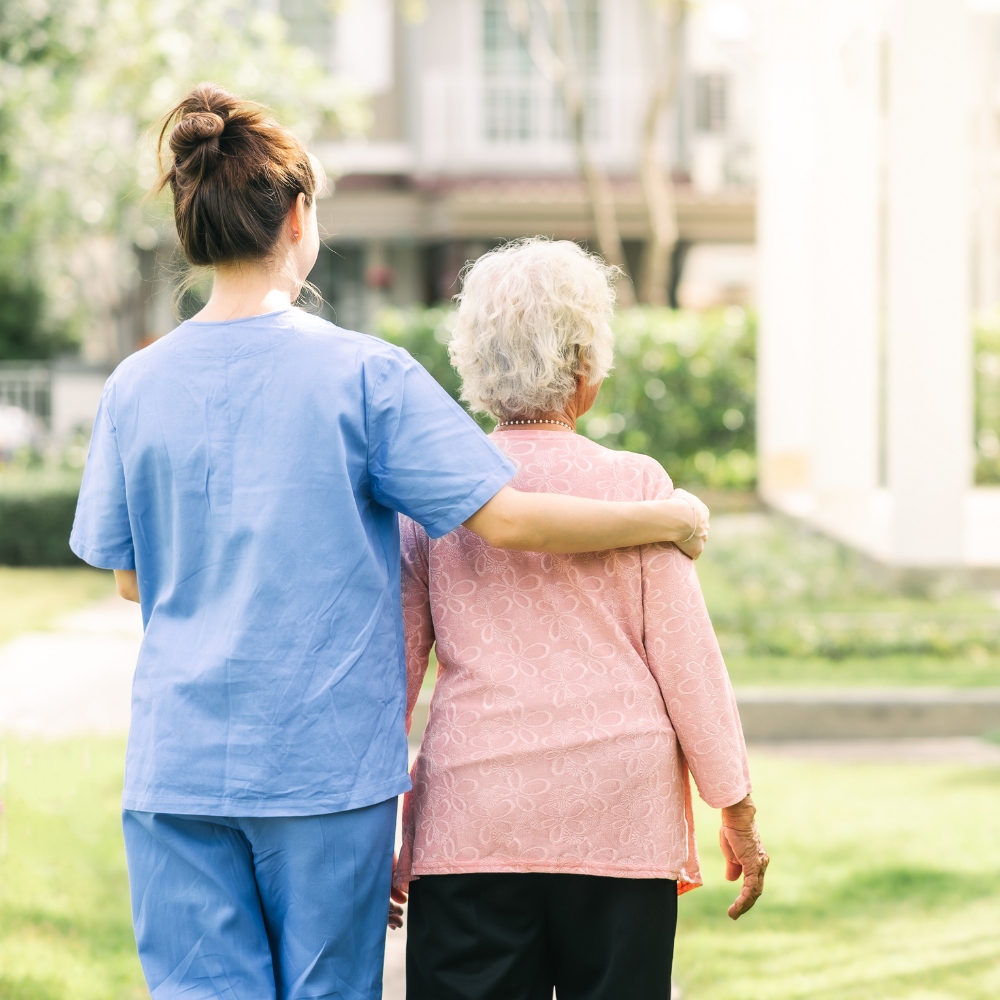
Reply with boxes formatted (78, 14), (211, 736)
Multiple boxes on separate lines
(677, 752), (1000, 1000)
(722, 653), (1000, 688)
(0, 739), (144, 999)
(0, 739), (997, 999)
(0, 567), (115, 648)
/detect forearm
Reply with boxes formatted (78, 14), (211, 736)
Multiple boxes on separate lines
(114, 569), (139, 603)
(463, 486), (697, 554)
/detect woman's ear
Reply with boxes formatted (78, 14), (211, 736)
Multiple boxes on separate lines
(289, 192), (308, 243)
(574, 372), (602, 416)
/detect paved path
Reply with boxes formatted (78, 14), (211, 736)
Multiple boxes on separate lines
(751, 736), (1000, 764)
(0, 596), (142, 737)
(2, 596), (998, 999)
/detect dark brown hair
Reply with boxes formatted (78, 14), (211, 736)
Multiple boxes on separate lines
(156, 83), (317, 268)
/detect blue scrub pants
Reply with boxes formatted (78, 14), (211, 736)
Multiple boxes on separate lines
(121, 799), (397, 1000)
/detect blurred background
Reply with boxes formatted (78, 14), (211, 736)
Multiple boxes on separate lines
(1, 1), (999, 998)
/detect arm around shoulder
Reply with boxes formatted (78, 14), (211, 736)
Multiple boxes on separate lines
(462, 484), (709, 555)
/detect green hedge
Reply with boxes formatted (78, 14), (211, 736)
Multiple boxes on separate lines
(0, 471), (82, 566)
(376, 305), (757, 489)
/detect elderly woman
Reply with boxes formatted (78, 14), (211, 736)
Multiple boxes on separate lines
(394, 239), (768, 1000)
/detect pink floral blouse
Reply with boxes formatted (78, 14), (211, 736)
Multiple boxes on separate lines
(395, 430), (751, 893)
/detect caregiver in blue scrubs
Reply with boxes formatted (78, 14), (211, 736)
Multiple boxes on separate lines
(70, 83), (710, 1000)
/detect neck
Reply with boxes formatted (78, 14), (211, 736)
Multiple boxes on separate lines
(193, 263), (299, 323)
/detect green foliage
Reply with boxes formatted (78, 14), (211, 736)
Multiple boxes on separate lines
(0, 471), (82, 566)
(0, 273), (76, 359)
(376, 305), (757, 488)
(583, 306), (756, 488)
(976, 313), (1000, 484)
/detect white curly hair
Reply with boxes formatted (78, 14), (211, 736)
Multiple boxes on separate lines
(449, 238), (618, 420)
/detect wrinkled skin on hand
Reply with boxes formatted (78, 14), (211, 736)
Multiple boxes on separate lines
(720, 821), (769, 920)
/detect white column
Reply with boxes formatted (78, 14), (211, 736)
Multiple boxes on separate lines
(811, 3), (882, 526)
(885, 0), (973, 566)
(755, 0), (823, 508)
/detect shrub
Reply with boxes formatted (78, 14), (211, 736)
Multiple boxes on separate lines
(376, 305), (757, 489)
(0, 470), (82, 565)
(0, 271), (77, 360)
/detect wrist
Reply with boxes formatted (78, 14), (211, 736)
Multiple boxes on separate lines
(721, 794), (756, 830)
(660, 498), (695, 542)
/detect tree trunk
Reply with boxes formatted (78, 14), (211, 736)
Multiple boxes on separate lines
(638, 2), (685, 306)
(569, 102), (635, 305)
(507, 0), (635, 306)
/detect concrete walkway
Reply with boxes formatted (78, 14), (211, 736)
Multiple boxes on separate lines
(0, 596), (142, 737)
(1, 595), (998, 1000)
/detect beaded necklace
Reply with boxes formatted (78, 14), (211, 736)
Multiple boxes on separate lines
(495, 418), (575, 432)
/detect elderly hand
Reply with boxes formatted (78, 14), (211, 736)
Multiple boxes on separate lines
(670, 489), (710, 560)
(388, 853), (408, 930)
(719, 795), (768, 920)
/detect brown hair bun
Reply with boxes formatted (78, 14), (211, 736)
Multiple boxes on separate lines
(169, 111), (226, 178)
(155, 83), (317, 268)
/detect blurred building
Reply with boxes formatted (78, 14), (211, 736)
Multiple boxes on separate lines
(87, 0), (763, 347)
(54, 0), (1000, 570)
(305, 0), (758, 330)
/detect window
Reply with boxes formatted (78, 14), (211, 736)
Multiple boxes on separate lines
(482, 0), (601, 144)
(694, 73), (729, 134)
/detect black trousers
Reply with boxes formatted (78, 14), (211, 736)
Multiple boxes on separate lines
(405, 872), (678, 1000)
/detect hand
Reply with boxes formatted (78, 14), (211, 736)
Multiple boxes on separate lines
(719, 796), (768, 920)
(388, 853), (408, 930)
(669, 489), (710, 560)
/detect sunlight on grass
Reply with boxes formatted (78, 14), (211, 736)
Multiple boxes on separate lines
(0, 568), (115, 647)
(676, 754), (1000, 1000)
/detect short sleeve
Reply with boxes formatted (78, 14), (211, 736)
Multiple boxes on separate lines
(69, 385), (135, 570)
(367, 350), (516, 537)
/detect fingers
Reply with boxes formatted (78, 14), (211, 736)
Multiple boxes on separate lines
(391, 884), (409, 904)
(671, 489), (711, 534)
(670, 489), (710, 560)
(728, 855), (768, 920)
(720, 825), (769, 921)
(388, 899), (405, 930)
(718, 826), (742, 881)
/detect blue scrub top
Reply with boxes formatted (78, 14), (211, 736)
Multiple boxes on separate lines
(70, 308), (515, 816)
